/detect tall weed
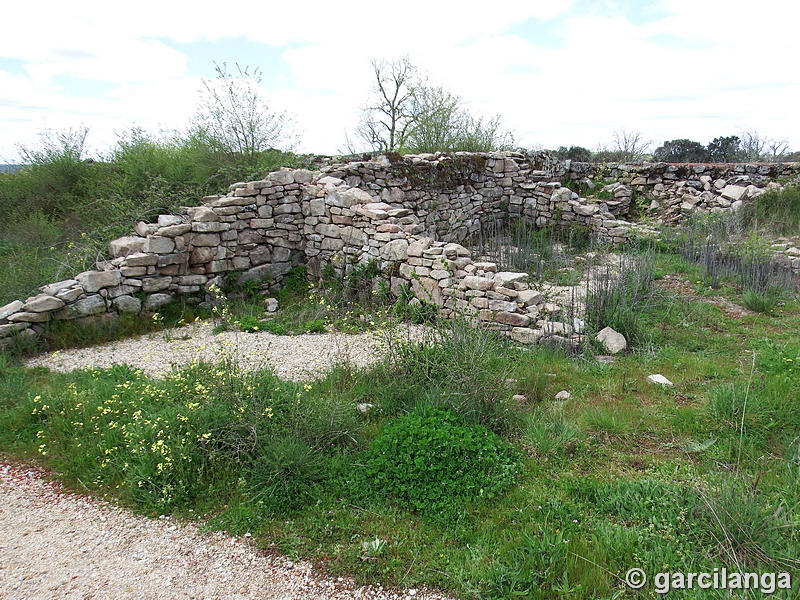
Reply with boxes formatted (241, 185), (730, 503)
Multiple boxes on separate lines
(473, 219), (594, 283)
(584, 249), (656, 344)
(385, 317), (516, 431)
(739, 185), (800, 236)
(665, 209), (798, 311)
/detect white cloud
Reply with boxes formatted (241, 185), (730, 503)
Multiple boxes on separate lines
(1, 0), (798, 160)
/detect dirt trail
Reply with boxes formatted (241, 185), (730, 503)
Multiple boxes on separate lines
(0, 462), (448, 600)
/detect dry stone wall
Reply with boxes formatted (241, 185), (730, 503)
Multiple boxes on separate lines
(563, 161), (800, 223)
(2, 152), (797, 350)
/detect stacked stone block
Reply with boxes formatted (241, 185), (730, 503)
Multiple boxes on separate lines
(1, 152), (796, 350)
(563, 161), (800, 223)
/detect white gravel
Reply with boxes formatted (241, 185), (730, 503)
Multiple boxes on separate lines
(0, 462), (454, 600)
(9, 325), (451, 598)
(24, 321), (430, 381)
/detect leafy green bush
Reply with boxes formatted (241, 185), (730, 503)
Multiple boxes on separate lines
(359, 408), (518, 522)
(301, 319), (326, 333)
(236, 314), (263, 332)
(260, 320), (288, 335)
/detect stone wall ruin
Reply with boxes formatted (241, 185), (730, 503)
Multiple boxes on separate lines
(2, 152), (798, 350)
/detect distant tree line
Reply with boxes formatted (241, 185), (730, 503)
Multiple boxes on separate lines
(552, 131), (799, 164)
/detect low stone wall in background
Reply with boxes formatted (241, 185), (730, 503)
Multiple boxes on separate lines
(562, 160), (800, 223)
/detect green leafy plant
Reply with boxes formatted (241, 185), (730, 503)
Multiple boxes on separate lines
(359, 407), (518, 522)
(260, 320), (288, 335)
(301, 319), (326, 333)
(236, 314), (263, 332)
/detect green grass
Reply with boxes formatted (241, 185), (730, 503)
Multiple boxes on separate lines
(742, 286), (786, 313)
(2, 247), (800, 598)
(2, 258), (800, 598)
(0, 130), (302, 306)
(739, 185), (800, 236)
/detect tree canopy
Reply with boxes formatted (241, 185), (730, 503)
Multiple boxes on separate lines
(356, 58), (512, 154)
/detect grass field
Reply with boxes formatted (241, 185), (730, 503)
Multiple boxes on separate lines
(2, 137), (799, 597)
(2, 246), (799, 599)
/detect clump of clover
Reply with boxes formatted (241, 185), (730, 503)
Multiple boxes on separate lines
(359, 407), (519, 523)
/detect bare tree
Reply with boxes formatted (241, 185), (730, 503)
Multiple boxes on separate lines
(740, 131), (768, 161)
(192, 62), (295, 163)
(767, 139), (790, 162)
(357, 58), (418, 152)
(611, 129), (651, 162)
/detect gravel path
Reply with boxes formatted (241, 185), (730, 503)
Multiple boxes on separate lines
(0, 462), (452, 600)
(25, 322), (430, 381)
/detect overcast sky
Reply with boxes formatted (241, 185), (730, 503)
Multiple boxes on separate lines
(1, 0), (799, 161)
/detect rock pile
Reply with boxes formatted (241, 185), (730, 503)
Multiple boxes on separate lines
(771, 241), (800, 272)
